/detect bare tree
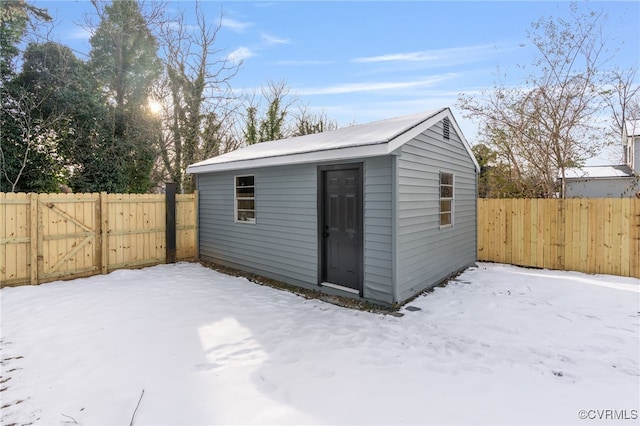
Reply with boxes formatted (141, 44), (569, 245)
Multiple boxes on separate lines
(459, 4), (612, 198)
(258, 80), (294, 142)
(241, 79), (304, 144)
(602, 67), (640, 147)
(0, 87), (67, 191)
(154, 3), (240, 193)
(292, 104), (338, 136)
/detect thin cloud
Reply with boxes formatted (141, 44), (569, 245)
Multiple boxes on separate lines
(322, 96), (479, 139)
(353, 52), (437, 63)
(67, 28), (92, 40)
(227, 47), (255, 62)
(221, 17), (252, 33)
(261, 33), (290, 45)
(271, 59), (334, 66)
(296, 75), (457, 96)
(352, 43), (517, 64)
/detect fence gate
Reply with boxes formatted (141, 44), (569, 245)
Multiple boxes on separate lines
(2, 191), (198, 287)
(37, 194), (101, 282)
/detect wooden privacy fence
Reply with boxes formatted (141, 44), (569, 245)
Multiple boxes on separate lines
(478, 198), (640, 278)
(1, 192), (198, 287)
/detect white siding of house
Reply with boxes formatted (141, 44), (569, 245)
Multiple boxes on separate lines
(634, 136), (640, 173)
(565, 177), (640, 198)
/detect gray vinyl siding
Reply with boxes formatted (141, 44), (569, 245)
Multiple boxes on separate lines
(395, 120), (477, 302)
(363, 156), (394, 304)
(198, 163), (318, 289)
(197, 157), (395, 304)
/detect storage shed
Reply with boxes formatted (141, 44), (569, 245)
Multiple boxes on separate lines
(187, 108), (480, 306)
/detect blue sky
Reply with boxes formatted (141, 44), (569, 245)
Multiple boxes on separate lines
(35, 1), (640, 162)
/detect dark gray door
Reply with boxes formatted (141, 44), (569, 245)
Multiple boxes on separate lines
(320, 166), (363, 292)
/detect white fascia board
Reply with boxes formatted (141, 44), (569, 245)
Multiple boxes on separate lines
(386, 108), (481, 173)
(386, 108), (443, 153)
(187, 144), (390, 174)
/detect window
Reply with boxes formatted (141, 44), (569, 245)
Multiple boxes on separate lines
(235, 175), (255, 223)
(440, 172), (454, 227)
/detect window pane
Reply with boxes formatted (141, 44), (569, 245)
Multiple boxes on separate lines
(440, 185), (453, 198)
(236, 176), (254, 187)
(237, 210), (255, 221)
(440, 173), (453, 185)
(440, 200), (451, 213)
(236, 187), (254, 197)
(237, 199), (255, 210)
(440, 212), (452, 226)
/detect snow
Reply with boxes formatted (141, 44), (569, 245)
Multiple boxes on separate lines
(186, 109), (443, 174)
(185, 108), (480, 174)
(563, 165), (634, 179)
(625, 120), (640, 137)
(1, 262), (639, 425)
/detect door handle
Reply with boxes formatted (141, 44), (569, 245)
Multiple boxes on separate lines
(323, 232), (330, 238)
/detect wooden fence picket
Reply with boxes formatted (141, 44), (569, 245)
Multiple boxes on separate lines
(477, 198), (640, 278)
(4, 195), (637, 285)
(1, 191), (198, 287)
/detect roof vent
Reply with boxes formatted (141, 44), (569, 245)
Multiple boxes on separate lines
(443, 117), (450, 140)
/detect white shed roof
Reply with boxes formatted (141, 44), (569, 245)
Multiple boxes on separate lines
(563, 165), (634, 179)
(187, 108), (480, 174)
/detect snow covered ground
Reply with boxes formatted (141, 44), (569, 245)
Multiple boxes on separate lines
(1, 262), (638, 425)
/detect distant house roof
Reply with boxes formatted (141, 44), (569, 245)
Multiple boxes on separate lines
(625, 120), (640, 137)
(563, 165), (634, 179)
(187, 108), (480, 174)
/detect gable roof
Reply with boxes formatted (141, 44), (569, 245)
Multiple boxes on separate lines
(187, 107), (480, 174)
(563, 165), (634, 179)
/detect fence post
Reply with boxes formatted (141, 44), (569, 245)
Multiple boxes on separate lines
(29, 193), (38, 285)
(99, 192), (108, 274)
(166, 183), (176, 264)
(194, 190), (199, 260)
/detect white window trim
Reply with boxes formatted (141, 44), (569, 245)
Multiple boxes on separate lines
(235, 175), (256, 224)
(440, 172), (454, 228)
